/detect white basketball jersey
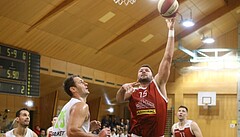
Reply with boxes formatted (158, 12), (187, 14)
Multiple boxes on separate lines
(52, 98), (90, 137)
(5, 128), (35, 137)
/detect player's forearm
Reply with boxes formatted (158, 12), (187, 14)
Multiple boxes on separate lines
(164, 29), (175, 60)
(158, 30), (175, 73)
(156, 29), (175, 82)
(67, 128), (98, 137)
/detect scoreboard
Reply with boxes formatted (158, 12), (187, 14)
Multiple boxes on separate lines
(0, 44), (40, 97)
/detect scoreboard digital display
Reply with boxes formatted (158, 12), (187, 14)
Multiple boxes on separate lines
(0, 44), (40, 97)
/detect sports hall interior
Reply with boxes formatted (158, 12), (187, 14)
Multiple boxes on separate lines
(0, 0), (240, 137)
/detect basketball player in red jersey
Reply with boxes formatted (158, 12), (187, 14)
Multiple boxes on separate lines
(172, 106), (203, 137)
(116, 18), (175, 137)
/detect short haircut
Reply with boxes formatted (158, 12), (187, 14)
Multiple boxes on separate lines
(16, 108), (29, 117)
(178, 105), (188, 112)
(63, 75), (80, 97)
(140, 64), (154, 74)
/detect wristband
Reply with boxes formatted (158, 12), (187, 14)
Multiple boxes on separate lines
(168, 30), (174, 37)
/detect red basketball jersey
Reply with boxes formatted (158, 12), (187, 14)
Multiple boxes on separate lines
(128, 80), (168, 137)
(172, 120), (196, 137)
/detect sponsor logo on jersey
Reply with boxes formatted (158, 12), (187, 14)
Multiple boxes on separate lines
(137, 109), (156, 115)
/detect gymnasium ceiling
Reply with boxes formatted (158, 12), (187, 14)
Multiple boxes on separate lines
(0, 0), (240, 102)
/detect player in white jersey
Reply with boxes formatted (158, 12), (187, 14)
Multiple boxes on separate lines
(5, 108), (38, 137)
(52, 75), (111, 137)
(47, 116), (58, 137)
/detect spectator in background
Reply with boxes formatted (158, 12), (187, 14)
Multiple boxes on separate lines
(39, 129), (46, 137)
(34, 125), (41, 136)
(125, 119), (130, 132)
(119, 118), (125, 128)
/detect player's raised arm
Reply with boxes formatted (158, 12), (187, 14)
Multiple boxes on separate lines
(154, 18), (176, 98)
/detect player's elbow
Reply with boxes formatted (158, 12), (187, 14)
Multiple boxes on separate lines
(67, 127), (81, 137)
(164, 53), (173, 62)
(116, 88), (126, 103)
(116, 96), (122, 103)
(116, 95), (125, 103)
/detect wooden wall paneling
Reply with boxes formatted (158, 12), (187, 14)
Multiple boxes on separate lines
(167, 94), (174, 110)
(88, 97), (101, 121)
(66, 62), (81, 76)
(171, 69), (238, 94)
(0, 94), (7, 131)
(14, 96), (26, 110)
(97, 98), (105, 121)
(0, 94), (7, 111)
(40, 56), (51, 74)
(81, 66), (94, 83)
(40, 91), (57, 129)
(6, 95), (14, 114)
(53, 90), (59, 117)
(94, 70), (105, 86)
(115, 75), (134, 87)
(50, 58), (67, 77)
(40, 56), (135, 92)
(105, 73), (117, 87)
(32, 97), (40, 129)
(98, 98), (110, 121)
(56, 100), (68, 115)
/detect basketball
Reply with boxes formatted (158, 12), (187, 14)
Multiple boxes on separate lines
(157, 0), (179, 18)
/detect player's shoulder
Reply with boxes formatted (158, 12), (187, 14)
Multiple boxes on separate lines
(189, 120), (198, 127)
(5, 129), (14, 136)
(72, 101), (89, 111)
(172, 122), (179, 129)
(47, 126), (53, 132)
(188, 120), (196, 124)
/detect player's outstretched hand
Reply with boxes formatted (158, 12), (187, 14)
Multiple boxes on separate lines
(165, 18), (175, 30)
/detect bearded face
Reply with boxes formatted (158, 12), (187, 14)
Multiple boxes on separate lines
(137, 67), (153, 84)
(138, 76), (152, 83)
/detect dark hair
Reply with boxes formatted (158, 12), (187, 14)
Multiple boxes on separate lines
(178, 105), (188, 112)
(63, 75), (80, 97)
(140, 64), (154, 74)
(16, 108), (29, 117)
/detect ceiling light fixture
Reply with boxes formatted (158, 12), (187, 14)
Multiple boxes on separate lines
(141, 34), (154, 43)
(98, 12), (116, 23)
(202, 37), (215, 44)
(201, 29), (215, 44)
(179, 8), (195, 27)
